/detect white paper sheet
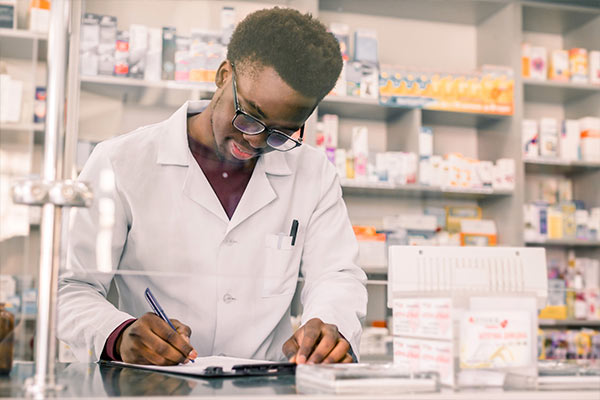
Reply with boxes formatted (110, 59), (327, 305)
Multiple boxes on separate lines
(111, 355), (270, 376)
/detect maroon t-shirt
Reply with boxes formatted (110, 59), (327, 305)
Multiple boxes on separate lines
(187, 132), (255, 219)
(101, 124), (254, 360)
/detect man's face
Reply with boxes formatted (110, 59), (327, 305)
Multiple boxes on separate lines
(208, 62), (317, 163)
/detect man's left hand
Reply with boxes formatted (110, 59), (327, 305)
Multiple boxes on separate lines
(282, 318), (353, 364)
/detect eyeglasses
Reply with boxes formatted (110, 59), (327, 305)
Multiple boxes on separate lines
(230, 63), (304, 152)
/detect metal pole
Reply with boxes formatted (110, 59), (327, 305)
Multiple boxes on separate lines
(26, 0), (70, 396)
(64, 0), (82, 180)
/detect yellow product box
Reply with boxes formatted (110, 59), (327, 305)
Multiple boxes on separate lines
(446, 205), (481, 233)
(522, 43), (531, 78)
(569, 48), (588, 83)
(547, 207), (563, 239)
(549, 50), (570, 81)
(538, 305), (567, 320)
(561, 202), (576, 238)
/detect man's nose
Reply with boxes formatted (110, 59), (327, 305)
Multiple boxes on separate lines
(243, 132), (268, 149)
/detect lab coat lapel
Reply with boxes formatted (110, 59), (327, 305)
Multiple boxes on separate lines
(226, 151), (291, 234)
(157, 100), (229, 223)
(182, 154), (229, 223)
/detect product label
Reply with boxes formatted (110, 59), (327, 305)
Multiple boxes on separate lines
(393, 298), (453, 340)
(459, 310), (531, 369)
(394, 337), (454, 386)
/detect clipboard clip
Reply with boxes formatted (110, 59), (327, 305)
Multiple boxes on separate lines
(232, 362), (296, 376)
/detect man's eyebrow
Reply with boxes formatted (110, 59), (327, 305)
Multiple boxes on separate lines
(244, 98), (269, 120)
(242, 97), (301, 132)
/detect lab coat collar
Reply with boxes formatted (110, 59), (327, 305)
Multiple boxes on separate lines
(156, 100), (292, 177)
(156, 100), (210, 166)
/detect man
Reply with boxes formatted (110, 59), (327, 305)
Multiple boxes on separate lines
(58, 7), (367, 366)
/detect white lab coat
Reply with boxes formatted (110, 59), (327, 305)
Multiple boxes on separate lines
(58, 101), (367, 362)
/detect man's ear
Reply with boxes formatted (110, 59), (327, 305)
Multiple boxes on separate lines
(215, 61), (232, 89)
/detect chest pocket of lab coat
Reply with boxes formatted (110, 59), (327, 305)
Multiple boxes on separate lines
(262, 233), (297, 297)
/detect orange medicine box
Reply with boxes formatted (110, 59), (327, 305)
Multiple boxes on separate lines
(569, 48), (588, 83)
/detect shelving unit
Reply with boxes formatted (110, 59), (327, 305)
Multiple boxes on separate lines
(520, 1), (600, 334)
(0, 123), (44, 133)
(526, 239), (600, 248)
(539, 319), (600, 328)
(0, 22), (48, 362)
(523, 78), (600, 102)
(524, 158), (600, 174)
(0, 28), (47, 41)
(341, 180), (513, 200)
(80, 75), (217, 93)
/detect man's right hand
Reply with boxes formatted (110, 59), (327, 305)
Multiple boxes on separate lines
(117, 312), (198, 365)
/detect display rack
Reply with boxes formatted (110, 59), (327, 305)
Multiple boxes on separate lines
(340, 180), (513, 200)
(525, 239), (600, 248)
(539, 319), (600, 328)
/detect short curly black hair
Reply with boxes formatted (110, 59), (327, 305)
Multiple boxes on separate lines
(227, 7), (342, 101)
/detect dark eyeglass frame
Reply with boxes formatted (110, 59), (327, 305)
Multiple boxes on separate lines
(230, 63), (304, 152)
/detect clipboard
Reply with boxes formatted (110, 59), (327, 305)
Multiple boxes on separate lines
(201, 362), (296, 378)
(104, 358), (296, 379)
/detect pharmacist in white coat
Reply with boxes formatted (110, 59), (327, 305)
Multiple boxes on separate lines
(58, 8), (367, 366)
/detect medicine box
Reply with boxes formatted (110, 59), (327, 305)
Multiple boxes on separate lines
(529, 46), (547, 80)
(539, 118), (558, 158)
(569, 48), (588, 83)
(144, 28), (163, 81)
(129, 24), (148, 79)
(98, 15), (117, 76)
(0, 0), (15, 29)
(590, 51), (600, 84)
(522, 119), (538, 158)
(162, 27), (177, 80)
(80, 13), (100, 76)
(579, 117), (600, 162)
(560, 120), (580, 161)
(549, 50), (569, 81)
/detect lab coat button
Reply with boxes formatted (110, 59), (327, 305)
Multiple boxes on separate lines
(223, 293), (235, 303)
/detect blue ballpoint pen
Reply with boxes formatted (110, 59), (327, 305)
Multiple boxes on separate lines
(144, 287), (195, 363)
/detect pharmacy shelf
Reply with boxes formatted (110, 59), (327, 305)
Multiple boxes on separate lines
(320, 95), (511, 126)
(0, 123), (44, 133)
(539, 319), (600, 328)
(341, 179), (513, 200)
(80, 75), (217, 94)
(524, 158), (600, 174)
(525, 239), (600, 248)
(0, 28), (46, 41)
(319, 96), (404, 120)
(522, 1), (600, 35)
(523, 78), (600, 103)
(320, 0), (507, 25)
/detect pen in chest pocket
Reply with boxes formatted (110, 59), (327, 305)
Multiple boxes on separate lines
(276, 219), (299, 249)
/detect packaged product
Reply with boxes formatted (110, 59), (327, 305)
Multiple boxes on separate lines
(161, 27), (177, 80)
(569, 48), (588, 83)
(129, 24), (148, 79)
(549, 50), (569, 81)
(98, 15), (117, 76)
(114, 30), (129, 76)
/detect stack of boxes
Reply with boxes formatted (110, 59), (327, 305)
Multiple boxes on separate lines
(379, 65), (514, 115)
(329, 23), (379, 100)
(522, 44), (600, 84)
(539, 253), (600, 322)
(522, 117), (600, 162)
(79, 7), (234, 83)
(524, 201), (600, 243)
